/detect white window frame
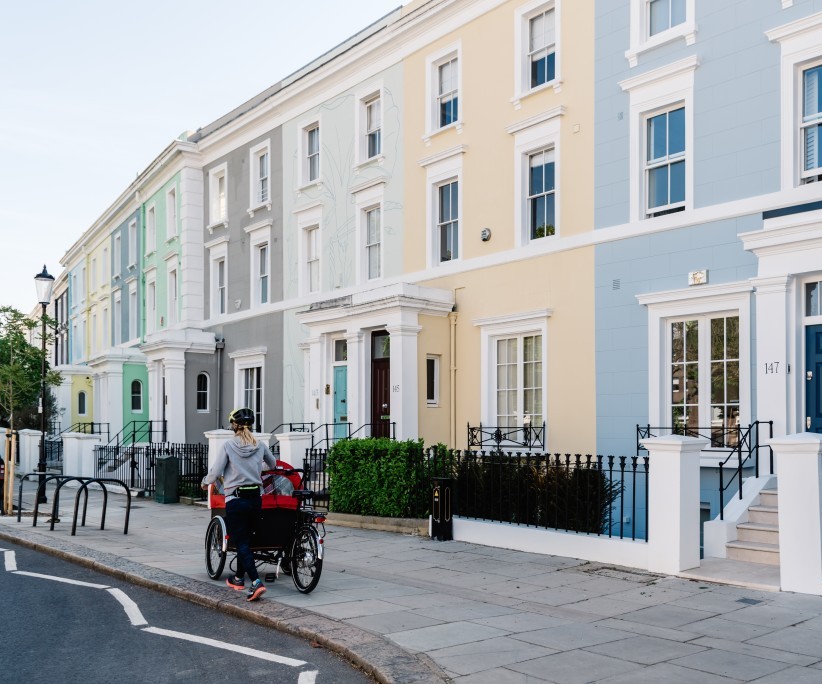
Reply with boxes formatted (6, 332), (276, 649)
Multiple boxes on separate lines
(102, 247), (109, 282)
(619, 56), (697, 223)
(91, 258), (98, 291)
(101, 306), (108, 350)
(305, 226), (320, 294)
(426, 355), (440, 407)
(355, 85), (384, 165)
(424, 42), (462, 142)
(113, 290), (122, 346)
(637, 282), (752, 445)
(128, 220), (137, 269)
(91, 311), (97, 355)
(509, 109), (563, 246)
(767, 14), (822, 188)
(244, 218), (273, 307)
(299, 120), (321, 187)
(475, 310), (551, 430)
(113, 234), (122, 278)
(208, 163), (228, 229)
(78, 390), (88, 417)
(644, 103), (687, 217)
(196, 372), (210, 413)
(625, 0), (696, 68)
(229, 347), (267, 432)
(249, 140), (272, 210)
(295, 204), (322, 295)
(145, 270), (157, 335)
(513, 0), (563, 108)
(131, 379), (143, 414)
(420, 145), (465, 268)
(128, 282), (138, 342)
(146, 204), (156, 255)
(206, 236), (229, 318)
(166, 187), (177, 238)
(352, 180), (385, 283)
(166, 258), (178, 326)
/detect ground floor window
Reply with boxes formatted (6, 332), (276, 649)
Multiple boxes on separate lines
(670, 314), (739, 446)
(495, 333), (543, 428)
(243, 366), (262, 432)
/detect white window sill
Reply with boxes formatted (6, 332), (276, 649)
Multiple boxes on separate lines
(206, 219), (228, 234)
(297, 180), (323, 195)
(353, 154), (385, 172)
(423, 121), (463, 146)
(144, 250), (156, 259)
(625, 22), (697, 67)
(247, 202), (272, 218)
(511, 79), (564, 109)
(426, 402), (440, 408)
(127, 263), (137, 271)
(165, 235), (178, 244)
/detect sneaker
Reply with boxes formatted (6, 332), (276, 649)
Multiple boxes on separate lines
(225, 576), (245, 591)
(247, 579), (266, 602)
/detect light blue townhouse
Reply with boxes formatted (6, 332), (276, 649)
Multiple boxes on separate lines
(593, 0), (822, 537)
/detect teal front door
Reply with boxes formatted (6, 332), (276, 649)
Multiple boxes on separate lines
(333, 366), (348, 440)
(806, 325), (822, 433)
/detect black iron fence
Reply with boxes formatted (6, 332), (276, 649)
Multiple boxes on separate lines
(94, 442), (208, 499)
(44, 437), (63, 471)
(308, 422), (396, 451)
(305, 444), (648, 539)
(107, 420), (167, 448)
(61, 422), (110, 442)
(468, 422), (546, 451)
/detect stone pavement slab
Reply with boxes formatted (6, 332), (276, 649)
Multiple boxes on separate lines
(5, 482), (822, 683)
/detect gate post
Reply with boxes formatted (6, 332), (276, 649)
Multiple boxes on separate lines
(63, 433), (102, 478)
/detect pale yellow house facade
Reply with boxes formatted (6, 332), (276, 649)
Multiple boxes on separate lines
(403, 0), (596, 453)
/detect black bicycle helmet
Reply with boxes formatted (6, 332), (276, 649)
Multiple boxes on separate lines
(228, 407), (255, 427)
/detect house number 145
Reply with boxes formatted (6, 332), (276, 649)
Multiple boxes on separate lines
(764, 362), (780, 374)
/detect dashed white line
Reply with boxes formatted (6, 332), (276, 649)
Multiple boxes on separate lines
(107, 587), (148, 626)
(3, 550), (16, 572)
(141, 626), (307, 667)
(13, 570), (109, 589)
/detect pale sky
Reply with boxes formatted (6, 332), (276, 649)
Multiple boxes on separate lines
(0, 0), (401, 315)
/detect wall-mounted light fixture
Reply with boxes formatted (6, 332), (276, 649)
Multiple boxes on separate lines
(480, 228), (492, 242)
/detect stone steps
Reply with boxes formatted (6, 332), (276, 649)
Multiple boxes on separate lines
(727, 489), (779, 566)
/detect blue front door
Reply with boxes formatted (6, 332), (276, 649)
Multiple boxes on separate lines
(806, 325), (822, 433)
(333, 366), (348, 440)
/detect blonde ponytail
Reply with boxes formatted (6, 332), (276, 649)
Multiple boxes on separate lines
(235, 425), (257, 447)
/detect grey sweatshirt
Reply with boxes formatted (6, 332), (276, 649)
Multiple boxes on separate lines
(202, 438), (277, 499)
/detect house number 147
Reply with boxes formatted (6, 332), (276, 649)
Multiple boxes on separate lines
(764, 362), (780, 374)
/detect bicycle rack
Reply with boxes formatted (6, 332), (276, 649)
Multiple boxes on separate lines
(17, 472), (131, 535)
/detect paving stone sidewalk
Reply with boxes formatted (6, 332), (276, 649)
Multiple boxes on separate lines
(2, 482), (822, 683)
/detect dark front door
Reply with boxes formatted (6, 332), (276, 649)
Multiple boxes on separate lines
(371, 331), (391, 438)
(806, 325), (822, 433)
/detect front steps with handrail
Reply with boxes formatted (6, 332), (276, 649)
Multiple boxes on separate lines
(725, 488), (779, 566)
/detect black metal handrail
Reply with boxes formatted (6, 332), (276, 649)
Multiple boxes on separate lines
(269, 422), (314, 435)
(468, 422), (546, 450)
(60, 422), (111, 442)
(106, 420), (167, 449)
(636, 421), (774, 520)
(309, 422), (396, 450)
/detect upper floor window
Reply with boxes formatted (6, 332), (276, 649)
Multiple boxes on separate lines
(216, 258), (226, 314)
(128, 286), (137, 340)
(437, 181), (459, 263)
(365, 207), (381, 280)
(306, 124), (320, 183)
(166, 187), (177, 237)
(626, 0), (695, 68)
(146, 279), (156, 335)
(113, 234), (121, 276)
(251, 143), (270, 206)
(645, 105), (685, 217)
(257, 243), (269, 304)
(128, 221), (137, 266)
(78, 390), (87, 416)
(366, 96), (382, 159)
(306, 226), (320, 293)
(167, 267), (178, 326)
(209, 165), (227, 225)
(196, 372), (209, 412)
(528, 149), (556, 239)
(802, 63), (822, 181)
(649, 0), (685, 37)
(438, 58), (459, 128)
(146, 205), (156, 253)
(529, 9), (556, 88)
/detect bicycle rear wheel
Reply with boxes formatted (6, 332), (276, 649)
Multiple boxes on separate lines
(290, 527), (322, 594)
(205, 516), (227, 580)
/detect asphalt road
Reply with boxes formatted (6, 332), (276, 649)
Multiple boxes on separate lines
(0, 540), (372, 684)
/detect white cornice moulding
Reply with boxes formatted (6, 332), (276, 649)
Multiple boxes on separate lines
(418, 144), (468, 168)
(619, 55), (699, 92)
(228, 346), (268, 360)
(473, 309), (553, 328)
(243, 218), (274, 235)
(766, 10), (822, 42)
(349, 177), (387, 196)
(636, 282), (753, 307)
(204, 235), (229, 250)
(505, 106), (566, 135)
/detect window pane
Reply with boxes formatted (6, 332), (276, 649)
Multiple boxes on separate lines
(726, 317), (739, 359)
(711, 317), (725, 361)
(685, 320), (698, 360)
(807, 283), (821, 317)
(671, 321), (684, 362)
(669, 160), (685, 204)
(648, 113), (667, 161)
(648, 165), (669, 209)
(668, 107), (685, 155)
(803, 65), (821, 119)
(427, 358), (435, 402)
(686, 361), (699, 405)
(671, 364), (684, 405)
(805, 125), (820, 172)
(649, 0), (667, 35)
(711, 361), (725, 405)
(727, 361), (739, 403)
(671, 0), (685, 26)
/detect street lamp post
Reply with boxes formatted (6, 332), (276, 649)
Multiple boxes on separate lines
(34, 265), (55, 505)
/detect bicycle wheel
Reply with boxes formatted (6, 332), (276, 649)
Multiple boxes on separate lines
(290, 527), (323, 594)
(205, 516), (227, 580)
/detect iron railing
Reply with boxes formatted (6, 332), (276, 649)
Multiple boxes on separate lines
(309, 422), (396, 450)
(432, 449), (647, 540)
(93, 442), (207, 498)
(468, 422), (546, 451)
(637, 421), (774, 519)
(44, 436), (63, 471)
(106, 420), (167, 449)
(60, 422), (110, 442)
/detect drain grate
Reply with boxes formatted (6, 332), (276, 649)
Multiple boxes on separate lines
(736, 597), (763, 606)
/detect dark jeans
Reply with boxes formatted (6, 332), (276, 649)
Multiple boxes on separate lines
(226, 496), (261, 582)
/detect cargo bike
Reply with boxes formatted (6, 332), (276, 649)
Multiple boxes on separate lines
(204, 461), (325, 594)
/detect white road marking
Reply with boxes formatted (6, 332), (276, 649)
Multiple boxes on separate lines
(298, 670), (319, 684)
(142, 626), (307, 667)
(107, 587), (148, 626)
(4, 550), (16, 572)
(13, 570), (109, 589)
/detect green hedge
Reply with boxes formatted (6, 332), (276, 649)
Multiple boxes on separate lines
(326, 438), (432, 518)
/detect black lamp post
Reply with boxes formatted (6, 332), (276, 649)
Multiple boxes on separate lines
(34, 265), (55, 504)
